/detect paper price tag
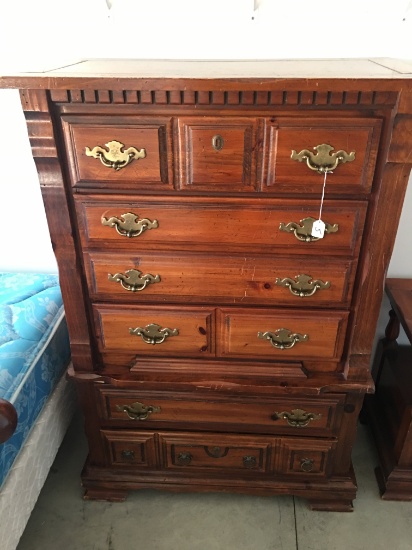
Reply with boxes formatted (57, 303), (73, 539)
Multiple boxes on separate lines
(311, 219), (326, 239)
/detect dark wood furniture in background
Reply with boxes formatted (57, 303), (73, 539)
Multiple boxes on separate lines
(365, 278), (412, 500)
(1, 59), (412, 511)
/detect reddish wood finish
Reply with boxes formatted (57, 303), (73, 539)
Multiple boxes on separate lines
(3, 58), (412, 511)
(0, 399), (18, 444)
(365, 279), (412, 500)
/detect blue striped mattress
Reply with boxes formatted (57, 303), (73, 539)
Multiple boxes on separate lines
(0, 273), (71, 487)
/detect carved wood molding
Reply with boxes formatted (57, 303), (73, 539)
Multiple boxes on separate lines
(49, 89), (399, 108)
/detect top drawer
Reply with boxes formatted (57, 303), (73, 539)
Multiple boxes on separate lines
(264, 117), (382, 194)
(61, 116), (173, 189)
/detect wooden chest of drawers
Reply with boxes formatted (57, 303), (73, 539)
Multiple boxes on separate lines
(2, 58), (412, 511)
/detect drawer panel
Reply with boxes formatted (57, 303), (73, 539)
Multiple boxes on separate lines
(275, 438), (336, 477)
(177, 117), (260, 191)
(218, 308), (348, 360)
(101, 430), (157, 468)
(94, 304), (214, 357)
(98, 388), (344, 436)
(75, 195), (367, 256)
(159, 432), (271, 474)
(264, 117), (381, 194)
(61, 116), (173, 189)
(85, 252), (356, 307)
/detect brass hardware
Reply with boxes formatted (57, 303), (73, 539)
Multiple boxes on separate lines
(212, 134), (224, 151)
(279, 217), (338, 242)
(108, 269), (160, 292)
(129, 323), (179, 345)
(121, 450), (135, 460)
(176, 452), (192, 466)
(272, 408), (322, 428)
(300, 458), (315, 472)
(291, 143), (355, 174)
(116, 401), (161, 421)
(205, 446), (229, 458)
(275, 274), (331, 297)
(101, 212), (158, 238)
(257, 328), (308, 350)
(85, 140), (146, 171)
(243, 456), (258, 469)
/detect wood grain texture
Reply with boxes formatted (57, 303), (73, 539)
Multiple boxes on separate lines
(4, 59), (412, 510)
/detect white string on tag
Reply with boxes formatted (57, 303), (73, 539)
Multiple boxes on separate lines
(311, 171), (328, 239)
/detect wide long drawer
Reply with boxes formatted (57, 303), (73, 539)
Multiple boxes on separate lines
(85, 252), (356, 307)
(75, 195), (367, 256)
(97, 388), (345, 436)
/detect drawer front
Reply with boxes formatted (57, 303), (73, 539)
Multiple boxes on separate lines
(218, 308), (348, 360)
(159, 432), (271, 474)
(275, 438), (336, 477)
(264, 117), (381, 194)
(94, 304), (214, 357)
(98, 389), (344, 436)
(177, 117), (260, 190)
(61, 116), (173, 188)
(76, 195), (367, 256)
(101, 430), (157, 468)
(85, 252), (356, 307)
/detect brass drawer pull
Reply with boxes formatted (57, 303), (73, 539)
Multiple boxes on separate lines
(275, 274), (330, 297)
(101, 212), (158, 238)
(257, 328), (308, 350)
(290, 143), (355, 174)
(279, 217), (338, 242)
(176, 452), (192, 466)
(121, 450), (135, 460)
(212, 134), (224, 151)
(108, 269), (160, 292)
(85, 140), (146, 171)
(129, 323), (179, 345)
(300, 458), (315, 472)
(272, 408), (322, 428)
(243, 456), (257, 469)
(116, 401), (161, 421)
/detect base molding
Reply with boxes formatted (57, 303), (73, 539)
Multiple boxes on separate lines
(81, 460), (357, 512)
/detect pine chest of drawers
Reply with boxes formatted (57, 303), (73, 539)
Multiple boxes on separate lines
(2, 58), (412, 511)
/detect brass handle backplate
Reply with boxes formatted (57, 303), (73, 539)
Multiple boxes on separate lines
(85, 140), (146, 171)
(121, 450), (135, 460)
(101, 212), (158, 238)
(129, 323), (179, 345)
(279, 217), (338, 242)
(108, 269), (160, 292)
(290, 143), (355, 174)
(257, 328), (308, 350)
(275, 274), (330, 297)
(116, 401), (161, 421)
(272, 408), (322, 428)
(243, 456), (258, 469)
(212, 134), (224, 151)
(176, 452), (192, 466)
(300, 458), (315, 472)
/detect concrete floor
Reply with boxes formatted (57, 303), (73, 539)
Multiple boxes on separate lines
(17, 413), (412, 550)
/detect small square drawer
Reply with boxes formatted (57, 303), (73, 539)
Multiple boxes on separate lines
(275, 437), (336, 477)
(217, 308), (348, 361)
(159, 432), (272, 474)
(177, 117), (260, 191)
(93, 304), (214, 358)
(61, 116), (173, 189)
(264, 117), (381, 194)
(101, 430), (157, 468)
